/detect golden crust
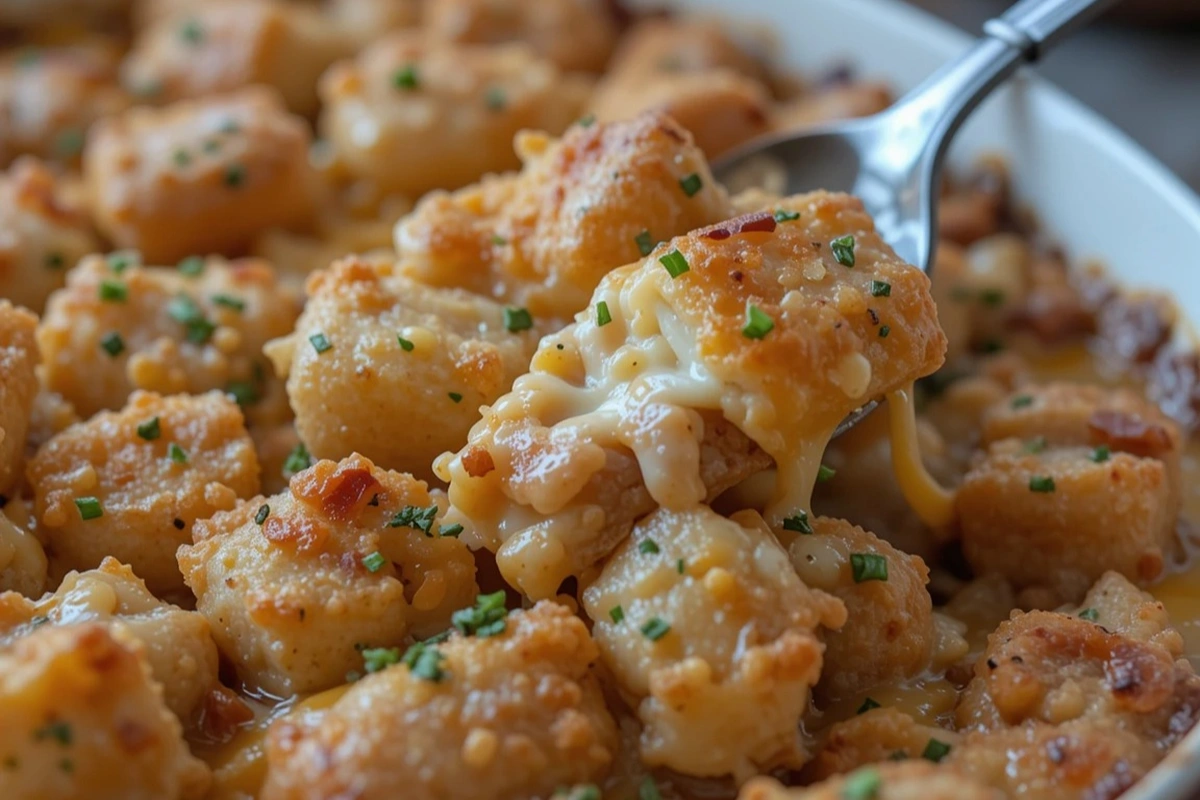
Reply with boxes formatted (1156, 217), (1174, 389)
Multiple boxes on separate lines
(583, 506), (846, 779)
(37, 254), (301, 424)
(319, 33), (589, 199)
(27, 390), (260, 597)
(261, 602), (618, 800)
(0, 300), (38, 496)
(802, 708), (958, 781)
(83, 87), (317, 263)
(178, 453), (478, 696)
(0, 622), (211, 800)
(739, 761), (1003, 800)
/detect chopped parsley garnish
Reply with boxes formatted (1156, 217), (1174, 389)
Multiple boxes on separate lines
(869, 280), (891, 297)
(389, 504), (438, 536)
(609, 605), (625, 623)
(850, 553), (888, 583)
(742, 303), (774, 339)
(401, 641), (447, 681)
(448, 392), (463, 404)
(634, 230), (655, 256)
(596, 301), (612, 327)
(676, 558), (685, 574)
(1029, 475), (1056, 493)
(309, 332), (332, 354)
(179, 18), (204, 44)
(980, 288), (1006, 307)
(362, 646), (400, 673)
(878, 325), (891, 338)
(639, 777), (662, 800)
(638, 539), (660, 555)
(226, 380), (260, 407)
(485, 87), (506, 110)
(44, 252), (64, 269)
(1011, 394), (1034, 409)
(577, 113), (596, 128)
(841, 767), (882, 800)
(773, 208), (800, 223)
(99, 331), (124, 357)
(212, 293), (245, 312)
(34, 721), (72, 746)
(451, 591), (508, 638)
(817, 464), (836, 482)
(921, 738), (952, 763)
(831, 235), (856, 267)
(658, 249), (689, 278)
(1079, 607), (1099, 622)
(177, 255), (205, 276)
(136, 416), (161, 441)
(1091, 445), (1111, 463)
(392, 64), (419, 90)
(173, 149), (191, 167)
(397, 335), (415, 352)
(99, 279), (128, 303)
(504, 307), (533, 332)
(167, 295), (214, 344)
(1024, 436), (1047, 454)
(281, 443), (312, 478)
(782, 511), (813, 534)
(439, 523), (464, 537)
(254, 504), (270, 525)
(168, 442), (188, 464)
(74, 497), (102, 521)
(857, 697), (881, 714)
(640, 617), (671, 641)
(223, 164), (246, 188)
(679, 173), (703, 197)
(490, 234), (507, 246)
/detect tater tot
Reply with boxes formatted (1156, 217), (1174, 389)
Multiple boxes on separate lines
(0, 301), (38, 497)
(266, 256), (538, 482)
(0, 158), (100, 313)
(319, 33), (589, 200)
(27, 391), (260, 597)
(583, 506), (846, 779)
(0, 557), (220, 725)
(37, 254), (301, 424)
(177, 454), (478, 697)
(83, 87), (317, 263)
(0, 623), (211, 800)
(395, 111), (731, 319)
(261, 602), (618, 800)
(802, 707), (959, 781)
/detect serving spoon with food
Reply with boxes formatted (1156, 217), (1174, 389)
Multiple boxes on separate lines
(714, 0), (1121, 436)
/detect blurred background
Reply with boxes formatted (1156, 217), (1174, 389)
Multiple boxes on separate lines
(911, 0), (1200, 191)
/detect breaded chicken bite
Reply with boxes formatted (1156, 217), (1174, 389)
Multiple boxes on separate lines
(0, 45), (128, 167)
(1072, 570), (1183, 652)
(0, 510), (46, 598)
(788, 517), (934, 705)
(37, 254), (301, 424)
(740, 762), (1003, 800)
(0, 158), (99, 312)
(319, 34), (588, 200)
(28, 391), (260, 596)
(0, 623), (211, 800)
(0, 301), (38, 496)
(441, 192), (946, 597)
(177, 454), (478, 697)
(956, 439), (1175, 603)
(123, 0), (355, 117)
(424, 0), (618, 73)
(803, 708), (959, 781)
(582, 506), (846, 779)
(0, 558), (220, 725)
(266, 257), (538, 482)
(83, 87), (317, 263)
(395, 112), (732, 319)
(261, 602), (618, 800)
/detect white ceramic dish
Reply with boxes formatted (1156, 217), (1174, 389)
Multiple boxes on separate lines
(657, 0), (1200, 797)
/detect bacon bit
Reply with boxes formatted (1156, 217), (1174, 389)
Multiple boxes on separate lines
(293, 458), (382, 521)
(262, 514), (329, 553)
(699, 211), (777, 241)
(1087, 410), (1174, 459)
(196, 687), (255, 745)
(322, 468), (381, 520)
(462, 446), (495, 478)
(1096, 296), (1172, 365)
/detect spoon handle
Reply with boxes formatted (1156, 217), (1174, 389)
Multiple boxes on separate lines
(990, 0), (1124, 59)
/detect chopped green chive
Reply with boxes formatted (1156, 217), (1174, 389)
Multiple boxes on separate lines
(980, 288), (1005, 307)
(254, 504), (270, 525)
(362, 646), (400, 673)
(34, 721), (72, 745)
(638, 776), (662, 800)
(99, 331), (124, 357)
(1024, 436), (1047, 454)
(226, 380), (259, 406)
(634, 230), (655, 256)
(400, 641), (446, 681)
(878, 325), (890, 338)
(638, 539), (660, 555)
(841, 767), (882, 800)
(485, 87), (506, 110)
(870, 280), (891, 297)
(451, 591), (508, 638)
(1079, 607), (1099, 622)
(168, 442), (188, 464)
(53, 128), (84, 158)
(817, 464), (836, 482)
(363, 551), (386, 573)
(640, 617), (671, 641)
(217, 118), (240, 135)
(107, 251), (137, 273)
(179, 18), (204, 44)
(503, 307), (533, 332)
(168, 295), (214, 344)
(577, 113), (596, 128)
(212, 293), (245, 312)
(136, 416), (161, 441)
(609, 605), (625, 623)
(1011, 394), (1034, 409)
(202, 139), (221, 154)
(831, 235), (856, 267)
(782, 511), (813, 534)
(921, 738), (952, 763)
(99, 280), (127, 302)
(282, 443), (312, 478)
(659, 249), (689, 278)
(857, 697), (881, 714)
(439, 522), (464, 538)
(223, 164), (245, 188)
(850, 553), (888, 583)
(742, 303), (774, 339)
(390, 504), (438, 536)
(448, 392), (463, 403)
(596, 301), (612, 327)
(44, 252), (64, 269)
(397, 335), (415, 352)
(675, 558), (685, 574)
(490, 234), (507, 246)
(392, 64), (419, 90)
(1029, 475), (1056, 493)
(174, 148), (192, 168)
(74, 497), (102, 520)
(679, 173), (703, 197)
(1091, 445), (1111, 463)
(309, 332), (332, 354)
(773, 208), (800, 223)
(177, 255), (204, 276)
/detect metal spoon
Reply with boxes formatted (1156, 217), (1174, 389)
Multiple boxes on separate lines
(713, 0), (1121, 436)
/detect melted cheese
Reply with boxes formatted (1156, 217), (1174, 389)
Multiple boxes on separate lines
(885, 385), (957, 530)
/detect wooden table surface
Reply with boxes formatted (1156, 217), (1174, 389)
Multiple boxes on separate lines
(907, 0), (1200, 192)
